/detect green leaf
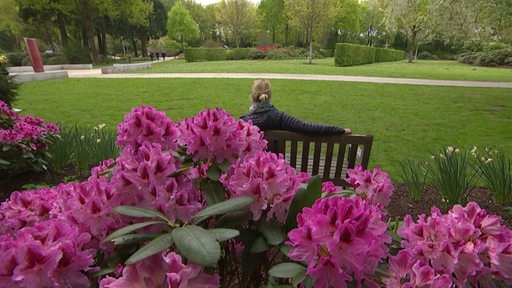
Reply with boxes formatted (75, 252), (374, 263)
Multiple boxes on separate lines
(203, 180), (226, 206)
(206, 163), (222, 181)
(111, 233), (158, 245)
(171, 225), (220, 267)
(125, 233), (174, 265)
(207, 228), (240, 242)
(250, 236), (270, 253)
(89, 268), (116, 278)
(217, 159), (231, 173)
(292, 272), (307, 287)
(217, 210), (252, 228)
(114, 206), (171, 223)
(279, 245), (293, 257)
(0, 158), (10, 165)
(285, 175), (322, 232)
(269, 262), (306, 279)
(192, 196), (254, 224)
(258, 220), (285, 246)
(102, 221), (166, 243)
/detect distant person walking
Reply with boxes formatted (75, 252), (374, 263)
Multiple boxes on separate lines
(155, 52), (160, 61)
(162, 51), (167, 61)
(149, 52), (154, 61)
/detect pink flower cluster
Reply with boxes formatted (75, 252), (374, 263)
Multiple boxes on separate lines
(112, 141), (204, 223)
(179, 108), (266, 163)
(116, 105), (179, 151)
(224, 151), (301, 222)
(0, 100), (59, 148)
(287, 196), (391, 288)
(100, 252), (219, 288)
(345, 164), (394, 207)
(0, 220), (95, 288)
(384, 202), (512, 287)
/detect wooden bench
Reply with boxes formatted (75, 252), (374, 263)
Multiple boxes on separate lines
(263, 130), (373, 186)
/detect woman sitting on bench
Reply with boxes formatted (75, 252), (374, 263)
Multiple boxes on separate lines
(240, 79), (352, 135)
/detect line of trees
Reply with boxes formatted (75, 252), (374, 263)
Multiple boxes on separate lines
(0, 0), (510, 63)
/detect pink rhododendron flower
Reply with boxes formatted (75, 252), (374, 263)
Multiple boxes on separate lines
(224, 151), (301, 222)
(1, 220), (94, 288)
(0, 187), (60, 235)
(116, 105), (179, 151)
(345, 164), (394, 207)
(112, 141), (204, 223)
(179, 108), (257, 163)
(287, 196), (390, 287)
(236, 119), (267, 158)
(384, 202), (512, 287)
(100, 252), (219, 288)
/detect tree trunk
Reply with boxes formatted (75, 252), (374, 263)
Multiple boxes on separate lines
(308, 28), (313, 64)
(140, 32), (148, 57)
(57, 13), (68, 47)
(131, 39), (138, 57)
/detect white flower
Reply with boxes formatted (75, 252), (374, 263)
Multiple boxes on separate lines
(96, 139), (101, 143)
(446, 146), (455, 153)
(485, 158), (493, 164)
(80, 135), (85, 140)
(470, 146), (477, 154)
(98, 123), (106, 130)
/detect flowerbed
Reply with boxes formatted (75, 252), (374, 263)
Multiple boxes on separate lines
(1, 106), (511, 288)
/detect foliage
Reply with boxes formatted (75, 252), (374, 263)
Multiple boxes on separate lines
(335, 43), (376, 66)
(5, 52), (27, 66)
(62, 41), (92, 64)
(227, 48), (252, 60)
(478, 48), (512, 67)
(0, 100), (59, 174)
(216, 0), (258, 48)
(184, 48), (228, 62)
(428, 146), (478, 206)
(472, 147), (512, 206)
(1, 105), (512, 287)
(0, 63), (18, 106)
(399, 158), (428, 201)
(46, 123), (120, 177)
(167, 1), (199, 52)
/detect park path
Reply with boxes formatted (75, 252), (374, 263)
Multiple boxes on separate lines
(65, 68), (512, 89)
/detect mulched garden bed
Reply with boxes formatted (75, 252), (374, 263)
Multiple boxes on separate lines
(2, 171), (511, 228)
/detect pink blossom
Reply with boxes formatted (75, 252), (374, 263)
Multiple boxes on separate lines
(178, 108), (246, 163)
(345, 164), (394, 207)
(116, 105), (180, 151)
(287, 196), (390, 287)
(2, 220), (94, 288)
(224, 151), (301, 222)
(385, 202), (512, 287)
(236, 119), (267, 158)
(100, 252), (219, 288)
(112, 141), (204, 223)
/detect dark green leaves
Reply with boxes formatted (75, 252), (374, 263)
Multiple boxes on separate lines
(285, 175), (322, 231)
(172, 225), (220, 267)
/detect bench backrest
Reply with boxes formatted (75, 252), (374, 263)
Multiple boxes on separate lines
(263, 130), (373, 186)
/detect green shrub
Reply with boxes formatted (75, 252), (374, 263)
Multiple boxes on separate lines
(0, 64), (18, 106)
(6, 53), (27, 66)
(247, 49), (266, 60)
(45, 55), (70, 65)
(335, 43), (376, 67)
(482, 42), (511, 52)
(228, 48), (252, 60)
(457, 52), (483, 65)
(164, 39), (180, 56)
(63, 41), (92, 64)
(478, 48), (512, 66)
(184, 48), (227, 62)
(417, 51), (439, 60)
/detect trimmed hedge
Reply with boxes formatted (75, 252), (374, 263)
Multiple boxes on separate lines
(335, 43), (404, 67)
(184, 48), (228, 62)
(227, 48), (252, 60)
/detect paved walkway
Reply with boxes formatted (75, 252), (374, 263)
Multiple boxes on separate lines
(64, 68), (512, 89)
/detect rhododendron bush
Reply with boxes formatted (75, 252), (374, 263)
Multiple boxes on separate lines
(1, 105), (512, 288)
(0, 100), (59, 173)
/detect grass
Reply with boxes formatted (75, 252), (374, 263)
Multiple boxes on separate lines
(143, 58), (512, 82)
(14, 77), (512, 180)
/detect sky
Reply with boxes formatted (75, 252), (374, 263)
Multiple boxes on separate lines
(194, 0), (260, 6)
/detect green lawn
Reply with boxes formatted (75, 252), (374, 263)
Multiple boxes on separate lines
(143, 58), (512, 82)
(15, 77), (512, 180)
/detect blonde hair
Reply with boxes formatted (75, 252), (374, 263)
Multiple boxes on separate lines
(251, 79), (272, 103)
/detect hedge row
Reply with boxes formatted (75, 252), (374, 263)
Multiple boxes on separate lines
(335, 43), (404, 67)
(184, 48), (228, 62)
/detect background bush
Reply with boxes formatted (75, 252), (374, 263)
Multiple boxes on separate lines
(63, 41), (92, 64)
(184, 48), (227, 62)
(227, 48), (252, 60)
(6, 53), (27, 67)
(0, 64), (18, 106)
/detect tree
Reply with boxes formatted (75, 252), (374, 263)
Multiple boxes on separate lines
(359, 0), (386, 47)
(383, 0), (433, 62)
(327, 0), (360, 47)
(167, 1), (199, 52)
(284, 0), (336, 64)
(0, 0), (24, 51)
(257, 0), (286, 44)
(216, 0), (257, 47)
